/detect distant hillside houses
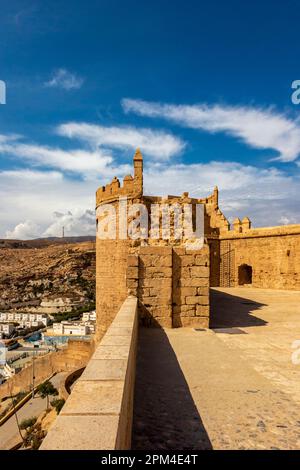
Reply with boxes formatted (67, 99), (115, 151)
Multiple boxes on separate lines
(0, 312), (49, 327)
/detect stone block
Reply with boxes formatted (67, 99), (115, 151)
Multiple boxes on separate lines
(179, 255), (195, 266)
(197, 287), (209, 296)
(196, 305), (209, 316)
(149, 286), (172, 298)
(139, 246), (172, 256)
(40, 415), (119, 450)
(61, 380), (124, 416)
(126, 267), (138, 279)
(190, 266), (209, 277)
(179, 277), (208, 287)
(140, 254), (172, 268)
(195, 253), (209, 266)
(186, 295), (202, 305)
(79, 358), (127, 381)
(142, 295), (172, 306)
(139, 278), (172, 288)
(152, 317), (173, 328)
(126, 279), (138, 289)
(101, 335), (132, 346)
(93, 344), (131, 360)
(139, 266), (172, 278)
(127, 255), (139, 267)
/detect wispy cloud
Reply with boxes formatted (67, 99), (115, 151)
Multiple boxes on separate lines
(45, 68), (84, 90)
(144, 161), (300, 227)
(122, 98), (300, 162)
(0, 133), (130, 179)
(2, 157), (299, 239)
(57, 122), (185, 160)
(0, 121), (184, 180)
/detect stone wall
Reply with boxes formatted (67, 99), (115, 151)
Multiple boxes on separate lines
(40, 296), (138, 450)
(95, 150), (300, 338)
(96, 239), (130, 341)
(95, 150), (212, 336)
(172, 245), (210, 328)
(126, 245), (210, 329)
(0, 340), (93, 401)
(212, 226), (300, 289)
(132, 246), (173, 328)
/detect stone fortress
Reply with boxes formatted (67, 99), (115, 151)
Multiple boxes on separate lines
(40, 148), (300, 451)
(95, 149), (300, 337)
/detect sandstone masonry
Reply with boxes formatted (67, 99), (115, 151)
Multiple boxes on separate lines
(95, 150), (300, 338)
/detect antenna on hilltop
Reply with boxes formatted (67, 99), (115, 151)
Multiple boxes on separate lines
(62, 226), (65, 239)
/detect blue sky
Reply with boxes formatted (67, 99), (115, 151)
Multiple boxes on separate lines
(0, 0), (300, 238)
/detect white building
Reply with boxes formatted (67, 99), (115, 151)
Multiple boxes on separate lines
(82, 311), (96, 322)
(52, 321), (89, 336)
(0, 323), (15, 336)
(0, 312), (49, 327)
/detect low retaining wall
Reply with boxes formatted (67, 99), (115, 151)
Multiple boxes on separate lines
(0, 340), (93, 402)
(40, 295), (138, 450)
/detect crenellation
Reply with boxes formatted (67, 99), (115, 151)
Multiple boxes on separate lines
(95, 149), (300, 338)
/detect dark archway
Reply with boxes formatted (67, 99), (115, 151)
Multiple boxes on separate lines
(238, 264), (252, 285)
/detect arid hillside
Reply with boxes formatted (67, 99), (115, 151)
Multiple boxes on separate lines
(0, 241), (96, 311)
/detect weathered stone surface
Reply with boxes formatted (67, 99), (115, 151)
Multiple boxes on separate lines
(61, 380), (124, 415)
(79, 358), (127, 381)
(196, 305), (209, 316)
(40, 296), (138, 451)
(40, 415), (119, 450)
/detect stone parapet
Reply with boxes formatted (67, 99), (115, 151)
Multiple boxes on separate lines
(40, 296), (138, 450)
(221, 224), (300, 240)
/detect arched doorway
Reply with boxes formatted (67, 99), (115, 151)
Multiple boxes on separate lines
(238, 264), (252, 285)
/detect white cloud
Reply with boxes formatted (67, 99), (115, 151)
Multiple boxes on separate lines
(44, 69), (84, 90)
(6, 220), (42, 239)
(57, 122), (185, 160)
(0, 138), (131, 180)
(1, 158), (299, 240)
(42, 209), (95, 238)
(6, 210), (96, 240)
(0, 124), (184, 180)
(0, 169), (95, 239)
(122, 98), (300, 162)
(143, 161), (300, 228)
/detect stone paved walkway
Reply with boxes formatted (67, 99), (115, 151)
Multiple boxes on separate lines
(132, 288), (300, 450)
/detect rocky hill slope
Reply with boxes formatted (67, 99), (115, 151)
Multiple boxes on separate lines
(0, 241), (96, 312)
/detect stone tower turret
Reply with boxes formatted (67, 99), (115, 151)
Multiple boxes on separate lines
(133, 148), (143, 195)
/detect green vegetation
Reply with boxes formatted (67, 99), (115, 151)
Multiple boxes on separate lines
(20, 416), (37, 430)
(22, 420), (45, 450)
(0, 390), (28, 420)
(51, 310), (81, 323)
(37, 380), (58, 409)
(52, 301), (95, 323)
(12, 390), (27, 405)
(51, 398), (65, 414)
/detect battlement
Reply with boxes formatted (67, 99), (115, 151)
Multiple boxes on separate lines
(96, 148), (143, 206)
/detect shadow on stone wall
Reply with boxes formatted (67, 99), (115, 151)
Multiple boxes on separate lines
(209, 288), (267, 329)
(132, 326), (212, 450)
